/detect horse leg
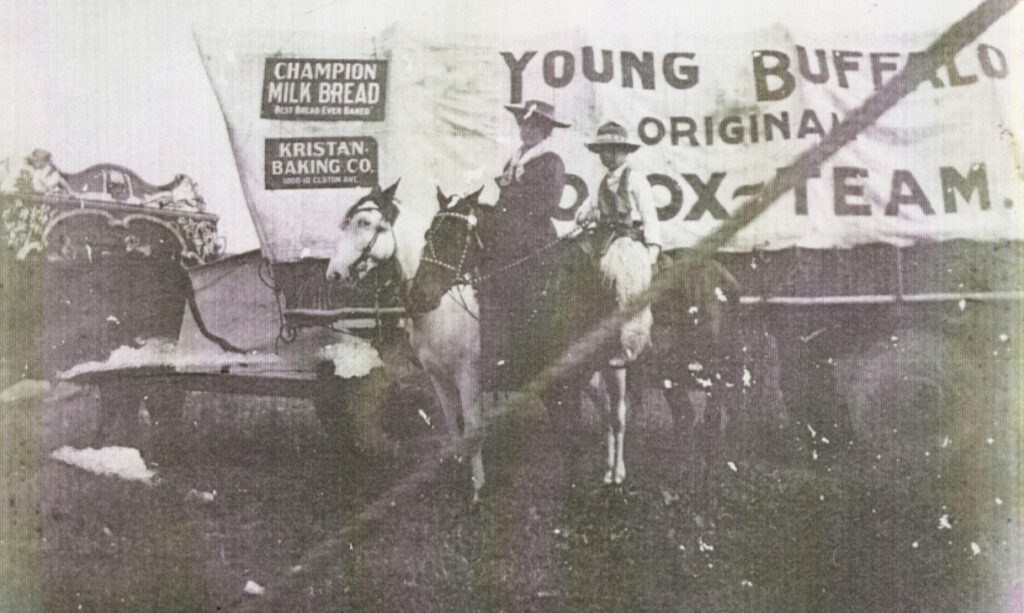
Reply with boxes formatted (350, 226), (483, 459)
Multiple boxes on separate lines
(456, 366), (485, 503)
(687, 389), (710, 496)
(584, 372), (614, 484)
(603, 366), (629, 485)
(428, 374), (461, 447)
(689, 389), (724, 516)
(663, 381), (693, 483)
(541, 378), (581, 473)
(428, 374), (469, 494)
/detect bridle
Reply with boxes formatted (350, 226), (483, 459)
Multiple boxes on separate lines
(419, 209), (484, 287)
(344, 200), (396, 281)
(421, 202), (574, 292)
(412, 205), (490, 319)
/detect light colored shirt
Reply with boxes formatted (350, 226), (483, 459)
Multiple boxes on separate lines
(577, 163), (662, 248)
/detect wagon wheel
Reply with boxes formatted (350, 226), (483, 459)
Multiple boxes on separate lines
(95, 380), (145, 447)
(144, 381), (188, 464)
(95, 377), (187, 462)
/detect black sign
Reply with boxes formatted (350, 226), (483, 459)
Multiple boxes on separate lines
(264, 137), (378, 189)
(261, 58), (387, 121)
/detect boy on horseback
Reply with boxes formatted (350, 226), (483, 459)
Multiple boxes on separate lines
(575, 121), (662, 265)
(575, 121), (662, 367)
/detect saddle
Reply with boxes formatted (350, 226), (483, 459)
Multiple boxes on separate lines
(478, 237), (615, 391)
(581, 221), (646, 258)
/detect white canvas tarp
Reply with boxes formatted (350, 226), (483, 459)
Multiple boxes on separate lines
(196, 19), (1022, 265)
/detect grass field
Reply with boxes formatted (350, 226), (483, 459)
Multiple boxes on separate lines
(1, 313), (1021, 612)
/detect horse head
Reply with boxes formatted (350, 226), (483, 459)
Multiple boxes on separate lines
(325, 180), (400, 283)
(406, 185), (486, 313)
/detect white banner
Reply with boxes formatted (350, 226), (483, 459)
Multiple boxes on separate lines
(197, 20), (1023, 263)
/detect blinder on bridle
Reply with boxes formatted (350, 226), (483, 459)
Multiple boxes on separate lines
(342, 181), (401, 280)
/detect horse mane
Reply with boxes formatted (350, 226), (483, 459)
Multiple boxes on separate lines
(599, 237), (653, 360)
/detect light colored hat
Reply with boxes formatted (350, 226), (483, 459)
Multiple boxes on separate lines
(585, 121), (641, 152)
(503, 100), (571, 128)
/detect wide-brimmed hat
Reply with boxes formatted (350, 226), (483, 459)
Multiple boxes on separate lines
(585, 121), (641, 152)
(503, 100), (571, 128)
(26, 149), (52, 164)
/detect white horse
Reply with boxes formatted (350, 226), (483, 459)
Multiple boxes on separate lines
(326, 184), (647, 498)
(326, 183), (485, 501)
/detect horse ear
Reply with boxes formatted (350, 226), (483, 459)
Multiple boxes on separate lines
(469, 185), (485, 202)
(436, 186), (448, 206)
(381, 179), (400, 202)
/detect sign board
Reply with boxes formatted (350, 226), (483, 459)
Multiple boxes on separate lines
(260, 58), (387, 121)
(264, 137), (378, 189)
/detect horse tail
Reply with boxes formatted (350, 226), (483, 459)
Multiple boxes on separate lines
(599, 237), (653, 360)
(709, 259), (741, 303)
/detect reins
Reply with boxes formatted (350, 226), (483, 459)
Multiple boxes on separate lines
(346, 203), (396, 281)
(419, 208), (563, 286)
(416, 207), (571, 324)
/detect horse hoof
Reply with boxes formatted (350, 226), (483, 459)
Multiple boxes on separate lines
(603, 470), (614, 485)
(614, 471), (626, 485)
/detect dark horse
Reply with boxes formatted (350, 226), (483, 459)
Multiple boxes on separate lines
(404, 188), (742, 491)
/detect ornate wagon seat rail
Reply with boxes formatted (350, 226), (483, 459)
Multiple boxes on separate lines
(1, 192), (223, 267)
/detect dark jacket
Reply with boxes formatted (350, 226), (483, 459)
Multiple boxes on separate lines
(489, 151), (565, 261)
(478, 149), (566, 390)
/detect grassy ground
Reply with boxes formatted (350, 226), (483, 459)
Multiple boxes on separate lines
(1, 331), (1021, 612)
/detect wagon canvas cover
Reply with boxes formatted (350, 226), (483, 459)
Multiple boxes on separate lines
(196, 19), (1022, 268)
